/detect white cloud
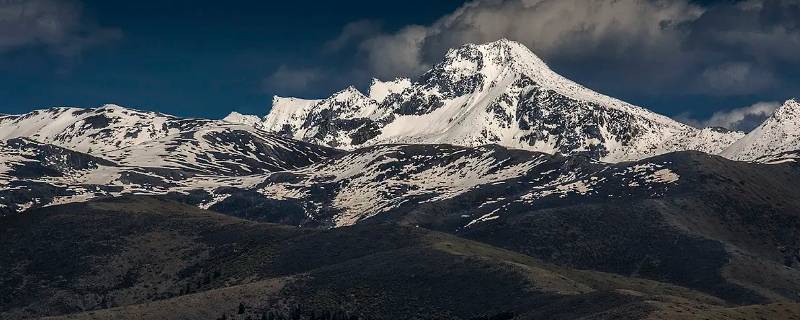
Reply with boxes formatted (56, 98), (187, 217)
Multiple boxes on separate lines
(0, 0), (121, 56)
(675, 101), (780, 132)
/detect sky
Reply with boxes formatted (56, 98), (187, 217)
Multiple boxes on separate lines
(0, 0), (799, 132)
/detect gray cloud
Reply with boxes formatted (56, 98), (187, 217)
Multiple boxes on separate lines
(0, 0), (121, 56)
(698, 62), (777, 95)
(324, 19), (382, 52)
(263, 65), (324, 94)
(358, 25), (430, 79)
(351, 0), (703, 87)
(685, 0), (800, 64)
(675, 101), (780, 132)
(335, 0), (800, 96)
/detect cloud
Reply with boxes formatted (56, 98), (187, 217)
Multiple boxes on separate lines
(698, 62), (776, 95)
(685, 0), (800, 63)
(421, 0), (699, 59)
(262, 65), (323, 93)
(324, 19), (382, 52)
(329, 0), (800, 96)
(358, 25), (430, 79)
(0, 0), (121, 56)
(675, 101), (780, 132)
(347, 0), (703, 89)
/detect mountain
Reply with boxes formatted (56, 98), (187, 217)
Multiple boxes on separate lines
(212, 145), (800, 303)
(0, 110), (339, 214)
(3, 39), (800, 320)
(222, 111), (265, 130)
(3, 196), (798, 320)
(2, 118), (799, 304)
(102, 124), (339, 175)
(721, 99), (800, 163)
(664, 126), (745, 155)
(0, 105), (212, 154)
(230, 39), (741, 162)
(4, 109), (800, 303)
(245, 144), (671, 227)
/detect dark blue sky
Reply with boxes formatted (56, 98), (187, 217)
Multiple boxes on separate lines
(1, 0), (798, 130)
(0, 0), (466, 118)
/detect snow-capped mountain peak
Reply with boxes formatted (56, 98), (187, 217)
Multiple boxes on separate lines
(327, 86), (374, 110)
(772, 98), (800, 119)
(721, 99), (800, 163)
(428, 39), (676, 121)
(440, 38), (549, 75)
(0, 105), (215, 154)
(224, 39), (743, 162)
(223, 111), (264, 129)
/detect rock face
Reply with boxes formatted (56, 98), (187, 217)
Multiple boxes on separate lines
(235, 39), (742, 162)
(721, 99), (800, 163)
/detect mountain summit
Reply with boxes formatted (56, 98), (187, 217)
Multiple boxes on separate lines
(721, 99), (800, 163)
(232, 39), (740, 162)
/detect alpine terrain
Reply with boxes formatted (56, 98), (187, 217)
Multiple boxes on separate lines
(1, 40), (800, 320)
(721, 99), (800, 163)
(228, 40), (745, 162)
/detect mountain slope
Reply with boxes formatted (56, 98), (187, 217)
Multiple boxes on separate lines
(104, 124), (339, 176)
(5, 133), (798, 305)
(721, 99), (800, 163)
(6, 196), (793, 320)
(0, 118), (339, 214)
(2, 133), (798, 305)
(233, 39), (740, 162)
(0, 105), (212, 154)
(210, 146), (800, 303)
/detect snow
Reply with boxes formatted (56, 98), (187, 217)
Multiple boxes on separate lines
(617, 163), (680, 188)
(369, 78), (412, 103)
(666, 127), (745, 155)
(646, 169), (680, 184)
(0, 104), (212, 154)
(2, 40), (799, 222)
(556, 181), (592, 195)
(260, 96), (320, 135)
(250, 39), (738, 163)
(256, 145), (553, 227)
(0, 108), (340, 213)
(720, 99), (800, 162)
(223, 112), (263, 129)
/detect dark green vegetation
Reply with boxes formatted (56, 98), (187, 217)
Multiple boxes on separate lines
(1, 197), (796, 319)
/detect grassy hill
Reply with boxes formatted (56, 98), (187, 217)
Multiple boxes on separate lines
(373, 152), (800, 304)
(2, 196), (798, 319)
